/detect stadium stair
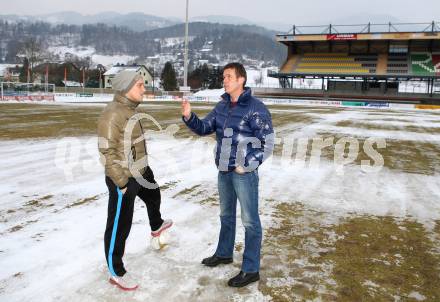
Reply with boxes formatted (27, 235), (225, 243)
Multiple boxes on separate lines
(376, 54), (388, 75)
(280, 55), (300, 73)
(411, 53), (435, 76)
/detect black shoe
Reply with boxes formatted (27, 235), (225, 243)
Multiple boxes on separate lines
(201, 255), (233, 267)
(227, 271), (260, 287)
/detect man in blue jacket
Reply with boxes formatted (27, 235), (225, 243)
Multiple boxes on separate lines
(182, 62), (274, 287)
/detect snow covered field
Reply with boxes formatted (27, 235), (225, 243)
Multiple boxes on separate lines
(1, 102), (440, 301)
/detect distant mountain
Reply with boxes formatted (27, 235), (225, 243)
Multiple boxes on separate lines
(0, 11), (296, 33)
(329, 14), (403, 26)
(0, 12), (296, 33)
(0, 11), (415, 34)
(146, 22), (277, 39)
(190, 15), (254, 26)
(189, 15), (293, 33)
(0, 11), (179, 31)
(190, 15), (293, 33)
(259, 22), (294, 33)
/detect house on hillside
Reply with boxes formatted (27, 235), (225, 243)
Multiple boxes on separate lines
(104, 64), (153, 89)
(0, 64), (21, 82)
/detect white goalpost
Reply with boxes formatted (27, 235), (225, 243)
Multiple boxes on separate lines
(0, 82), (56, 101)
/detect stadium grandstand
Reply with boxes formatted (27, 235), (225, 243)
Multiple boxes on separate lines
(267, 22), (440, 104)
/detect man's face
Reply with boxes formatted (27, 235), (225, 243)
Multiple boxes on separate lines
(223, 68), (244, 96)
(125, 79), (145, 102)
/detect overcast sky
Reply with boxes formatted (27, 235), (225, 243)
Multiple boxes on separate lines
(2, 0), (439, 25)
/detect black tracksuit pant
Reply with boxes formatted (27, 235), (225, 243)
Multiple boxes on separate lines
(104, 166), (163, 277)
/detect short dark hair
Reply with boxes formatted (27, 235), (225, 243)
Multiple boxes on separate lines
(223, 62), (247, 88)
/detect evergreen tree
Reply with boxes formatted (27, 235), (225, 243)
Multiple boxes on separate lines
(188, 65), (202, 90)
(160, 61), (178, 91)
(208, 66), (223, 89)
(188, 63), (213, 90)
(200, 64), (210, 89)
(19, 58), (30, 83)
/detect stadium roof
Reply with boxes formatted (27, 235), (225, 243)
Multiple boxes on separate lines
(277, 22), (440, 44)
(269, 71), (440, 80)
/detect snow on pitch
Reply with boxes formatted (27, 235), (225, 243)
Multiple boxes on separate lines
(1, 104), (440, 301)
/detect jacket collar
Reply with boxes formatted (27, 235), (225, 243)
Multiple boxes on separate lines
(113, 93), (140, 110)
(221, 87), (252, 105)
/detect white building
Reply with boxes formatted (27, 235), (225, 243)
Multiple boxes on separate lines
(103, 64), (153, 89)
(0, 64), (22, 82)
(200, 41), (213, 53)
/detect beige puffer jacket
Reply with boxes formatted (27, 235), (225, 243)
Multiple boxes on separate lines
(97, 94), (148, 188)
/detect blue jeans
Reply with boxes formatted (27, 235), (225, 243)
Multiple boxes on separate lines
(215, 170), (262, 273)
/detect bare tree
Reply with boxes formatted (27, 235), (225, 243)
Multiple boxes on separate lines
(20, 38), (44, 70)
(68, 56), (92, 87)
(69, 56), (92, 70)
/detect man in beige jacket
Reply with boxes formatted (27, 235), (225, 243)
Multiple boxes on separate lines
(97, 70), (172, 291)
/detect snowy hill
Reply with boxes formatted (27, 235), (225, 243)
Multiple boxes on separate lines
(0, 20), (284, 68)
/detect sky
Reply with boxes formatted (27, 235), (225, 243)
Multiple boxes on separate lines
(2, 0), (439, 25)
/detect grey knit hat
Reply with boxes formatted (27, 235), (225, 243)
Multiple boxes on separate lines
(112, 70), (143, 93)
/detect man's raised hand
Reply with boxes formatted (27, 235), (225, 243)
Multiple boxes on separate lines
(181, 98), (192, 120)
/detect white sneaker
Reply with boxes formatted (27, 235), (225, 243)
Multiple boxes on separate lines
(109, 273), (139, 291)
(151, 219), (173, 237)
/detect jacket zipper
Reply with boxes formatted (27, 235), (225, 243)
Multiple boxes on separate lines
(138, 120), (147, 156)
(223, 107), (232, 130)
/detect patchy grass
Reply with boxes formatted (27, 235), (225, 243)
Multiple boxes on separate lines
(0, 102), (212, 140)
(172, 184), (219, 206)
(4, 219), (39, 234)
(0, 102), (340, 141)
(271, 112), (317, 129)
(0, 104), (102, 139)
(322, 216), (440, 301)
(268, 104), (344, 115)
(24, 195), (54, 208)
(294, 131), (440, 175)
(405, 125), (440, 135)
(336, 120), (440, 135)
(7, 225), (23, 233)
(259, 202), (440, 301)
(199, 196), (219, 206)
(372, 118), (424, 123)
(2, 102), (440, 301)
(260, 202), (338, 301)
(160, 181), (179, 191)
(65, 195), (99, 208)
(435, 220), (440, 236)
(172, 185), (202, 199)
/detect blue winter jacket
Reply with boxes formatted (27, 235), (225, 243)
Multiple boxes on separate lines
(183, 88), (274, 172)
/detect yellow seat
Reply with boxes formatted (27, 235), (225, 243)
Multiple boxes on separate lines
(295, 68), (370, 74)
